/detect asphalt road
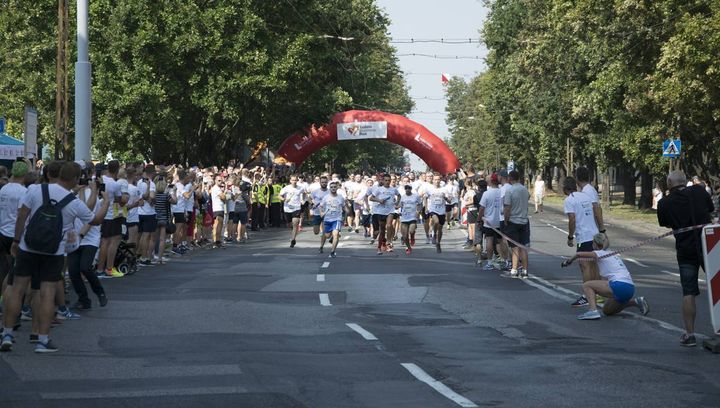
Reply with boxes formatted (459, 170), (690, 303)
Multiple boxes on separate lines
(1, 204), (719, 407)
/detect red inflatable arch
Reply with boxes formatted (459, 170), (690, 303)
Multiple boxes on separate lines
(277, 110), (461, 174)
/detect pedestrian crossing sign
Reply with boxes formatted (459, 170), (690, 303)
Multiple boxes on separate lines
(662, 139), (681, 158)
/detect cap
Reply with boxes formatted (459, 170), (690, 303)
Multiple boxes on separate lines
(11, 161), (29, 178)
(499, 169), (508, 178)
(490, 173), (499, 184)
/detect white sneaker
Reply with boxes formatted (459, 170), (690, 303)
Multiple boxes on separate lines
(509, 269), (519, 278)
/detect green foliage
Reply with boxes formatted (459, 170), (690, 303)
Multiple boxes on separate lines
(0, 0), (411, 168)
(448, 0), (720, 181)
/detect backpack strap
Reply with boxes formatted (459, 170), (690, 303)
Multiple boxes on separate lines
(56, 192), (77, 210)
(41, 183), (50, 206)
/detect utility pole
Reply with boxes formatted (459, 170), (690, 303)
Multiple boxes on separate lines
(75, 0), (92, 162)
(54, 0), (70, 159)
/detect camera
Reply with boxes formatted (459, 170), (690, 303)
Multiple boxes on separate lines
(99, 183), (106, 193)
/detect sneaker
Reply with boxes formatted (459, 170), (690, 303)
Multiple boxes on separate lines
(98, 293), (108, 307)
(105, 268), (124, 278)
(425, 236), (431, 244)
(171, 248), (183, 255)
(21, 306), (32, 321)
(571, 296), (589, 307)
(501, 260), (512, 271)
(509, 269), (519, 278)
(577, 310), (602, 320)
(519, 268), (528, 279)
(410, 237), (415, 246)
(290, 239), (296, 248)
(436, 244), (442, 253)
(0, 334), (13, 352)
(635, 296), (649, 316)
(405, 248), (412, 255)
(377, 247), (383, 255)
(482, 261), (495, 270)
(56, 308), (81, 320)
(347, 227), (353, 233)
(330, 251), (337, 258)
(318, 247), (324, 254)
(29, 333), (39, 343)
(386, 243), (394, 253)
(355, 227), (360, 233)
(34, 340), (59, 353)
(431, 236), (437, 245)
(138, 259), (152, 266)
(680, 333), (697, 347)
(369, 238), (375, 245)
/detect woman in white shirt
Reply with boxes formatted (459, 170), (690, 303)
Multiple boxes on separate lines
(533, 175), (545, 214)
(563, 233), (649, 320)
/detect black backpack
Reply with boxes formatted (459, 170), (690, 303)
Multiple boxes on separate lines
(24, 184), (76, 254)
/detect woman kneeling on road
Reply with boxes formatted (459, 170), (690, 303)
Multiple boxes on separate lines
(562, 233), (649, 320)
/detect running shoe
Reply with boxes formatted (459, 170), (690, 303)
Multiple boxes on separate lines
(72, 301), (91, 310)
(571, 296), (589, 307)
(436, 244), (442, 253)
(347, 227), (353, 232)
(364, 231), (370, 238)
(21, 306), (32, 321)
(171, 247), (183, 255)
(290, 239), (296, 248)
(635, 296), (649, 316)
(98, 293), (108, 307)
(425, 236), (431, 244)
(330, 251), (337, 258)
(0, 334), (13, 352)
(56, 308), (81, 320)
(577, 310), (602, 320)
(509, 269), (519, 278)
(482, 261), (495, 270)
(679, 333), (697, 347)
(29, 333), (39, 344)
(386, 243), (394, 253)
(502, 260), (512, 271)
(377, 246), (383, 255)
(34, 339), (59, 353)
(355, 227), (360, 233)
(105, 268), (124, 278)
(369, 238), (375, 245)
(405, 247), (412, 255)
(319, 247), (324, 254)
(519, 268), (528, 279)
(410, 236), (415, 246)
(431, 235), (437, 245)
(138, 259), (152, 266)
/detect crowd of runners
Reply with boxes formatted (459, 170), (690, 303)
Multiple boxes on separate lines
(0, 158), (716, 353)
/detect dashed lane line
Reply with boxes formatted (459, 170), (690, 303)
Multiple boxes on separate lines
(319, 293), (331, 306)
(345, 323), (378, 340)
(317, 274), (325, 282)
(401, 363), (478, 408)
(625, 258), (649, 268)
(321, 262), (330, 268)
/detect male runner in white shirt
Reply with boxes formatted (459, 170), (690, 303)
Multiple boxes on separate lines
(320, 181), (345, 257)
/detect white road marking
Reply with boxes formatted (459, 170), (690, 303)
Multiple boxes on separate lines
(321, 262), (330, 268)
(545, 223), (570, 235)
(319, 293), (331, 306)
(338, 243), (344, 247)
(41, 386), (248, 399)
(317, 274), (325, 282)
(521, 277), (575, 302)
(344, 235), (351, 240)
(401, 363), (478, 408)
(625, 258), (649, 268)
(346, 323), (378, 340)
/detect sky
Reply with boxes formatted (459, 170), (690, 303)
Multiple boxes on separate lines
(375, 0), (489, 170)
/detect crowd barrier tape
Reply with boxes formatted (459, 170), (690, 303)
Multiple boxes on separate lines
(481, 218), (710, 261)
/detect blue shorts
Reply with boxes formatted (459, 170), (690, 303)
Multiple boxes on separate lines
(323, 220), (342, 234)
(609, 281), (635, 304)
(312, 215), (323, 226)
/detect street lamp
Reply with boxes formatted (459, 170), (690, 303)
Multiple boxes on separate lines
(74, 0), (91, 161)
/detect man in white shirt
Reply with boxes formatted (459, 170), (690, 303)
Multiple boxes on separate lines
(369, 174), (400, 254)
(564, 177), (602, 307)
(210, 175), (227, 247)
(320, 181), (345, 257)
(575, 167), (605, 235)
(424, 173), (450, 253)
(97, 160), (128, 278)
(280, 175), (306, 248)
(0, 162), (29, 289)
(479, 173), (505, 270)
(137, 165), (157, 265)
(1, 162), (110, 353)
(311, 176), (330, 251)
(398, 184), (422, 255)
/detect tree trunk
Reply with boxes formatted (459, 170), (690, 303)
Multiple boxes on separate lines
(545, 165), (553, 191)
(621, 166), (636, 206)
(638, 170), (653, 210)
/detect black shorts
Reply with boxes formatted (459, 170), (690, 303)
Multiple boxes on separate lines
(421, 208), (430, 220)
(101, 218), (123, 238)
(173, 212), (187, 224)
(372, 213), (390, 229)
(482, 225), (500, 239)
(429, 212), (446, 226)
(401, 220), (417, 226)
(213, 211), (224, 219)
(361, 214), (371, 227)
(0, 234), (12, 255)
(445, 204), (454, 213)
(466, 209), (478, 224)
(139, 215), (158, 233)
(577, 241), (593, 252)
(14, 249), (64, 288)
(505, 221), (530, 248)
(679, 262), (703, 297)
(237, 211), (248, 224)
(227, 212), (239, 224)
(285, 210), (302, 219)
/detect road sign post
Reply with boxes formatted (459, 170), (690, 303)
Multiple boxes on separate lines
(701, 224), (720, 353)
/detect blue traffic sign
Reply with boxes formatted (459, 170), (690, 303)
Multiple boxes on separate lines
(0, 117), (5, 134)
(662, 139), (681, 158)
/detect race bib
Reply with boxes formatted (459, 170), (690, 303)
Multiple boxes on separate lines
(432, 196), (444, 206)
(402, 203), (416, 217)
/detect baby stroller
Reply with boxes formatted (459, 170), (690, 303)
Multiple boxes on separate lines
(114, 241), (138, 276)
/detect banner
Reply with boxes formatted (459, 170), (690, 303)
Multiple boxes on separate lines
(337, 121), (387, 141)
(24, 106), (38, 159)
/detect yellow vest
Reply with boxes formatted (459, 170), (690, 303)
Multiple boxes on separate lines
(271, 184), (283, 203)
(257, 185), (270, 205)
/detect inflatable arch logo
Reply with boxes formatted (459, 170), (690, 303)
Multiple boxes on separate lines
(277, 110), (461, 174)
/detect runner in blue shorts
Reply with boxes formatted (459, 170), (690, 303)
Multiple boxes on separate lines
(319, 182), (345, 258)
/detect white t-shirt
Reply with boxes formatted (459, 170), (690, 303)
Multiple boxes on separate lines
(446, 182), (459, 204)
(370, 186), (398, 215)
(297, 182), (310, 203)
(479, 187), (502, 228)
(399, 193), (422, 222)
(311, 188), (330, 216)
(463, 189), (477, 210)
(0, 182), (27, 238)
(424, 186), (448, 215)
(564, 191), (598, 243)
(171, 182), (187, 213)
(102, 175), (123, 220)
(19, 183), (94, 256)
(75, 187), (101, 248)
(211, 185), (225, 213)
(126, 184), (141, 223)
(534, 180), (545, 197)
(321, 194), (345, 222)
(581, 183), (600, 203)
(280, 185), (305, 213)
(137, 179), (156, 215)
(594, 250), (633, 285)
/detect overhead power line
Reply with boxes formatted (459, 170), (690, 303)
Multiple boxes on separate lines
(397, 53), (484, 60)
(390, 38), (482, 44)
